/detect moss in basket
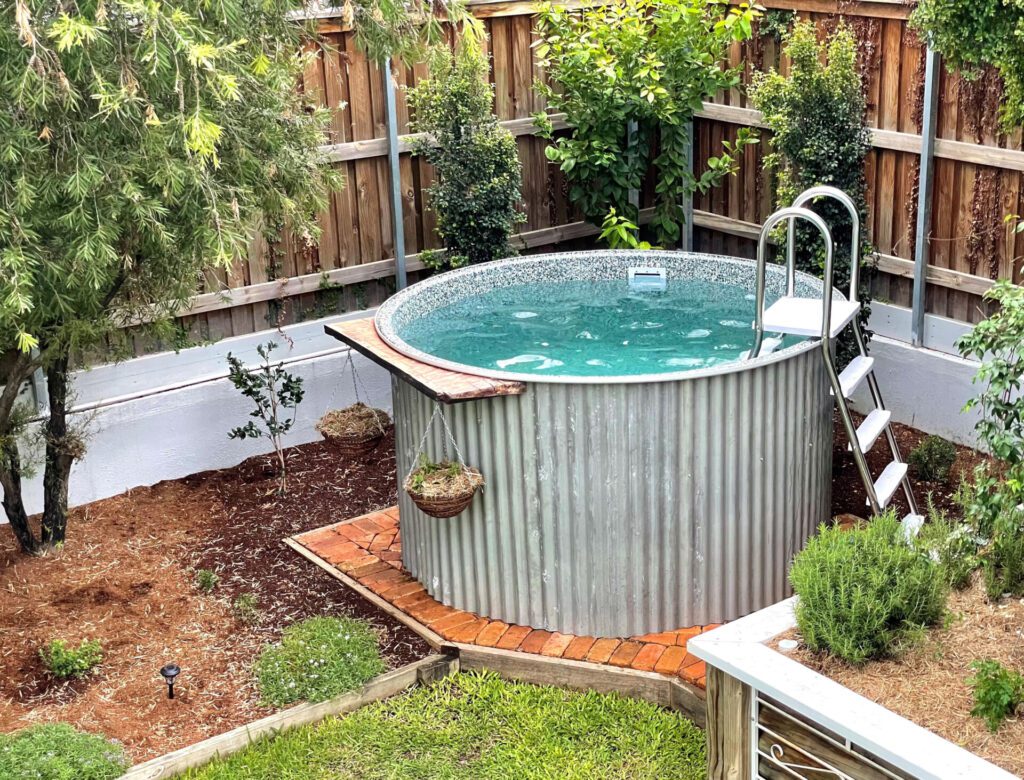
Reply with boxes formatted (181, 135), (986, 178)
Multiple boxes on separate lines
(406, 456), (483, 498)
(317, 403), (390, 439)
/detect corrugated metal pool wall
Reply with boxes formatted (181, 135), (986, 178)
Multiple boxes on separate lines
(394, 349), (832, 637)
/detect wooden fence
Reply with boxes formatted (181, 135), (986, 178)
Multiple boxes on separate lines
(170, 0), (1024, 348)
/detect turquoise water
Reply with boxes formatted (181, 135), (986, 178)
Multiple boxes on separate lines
(397, 279), (800, 377)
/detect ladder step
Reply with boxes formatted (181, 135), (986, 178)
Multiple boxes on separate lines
(740, 337), (783, 360)
(849, 409), (891, 453)
(762, 297), (861, 339)
(902, 513), (925, 541)
(871, 461), (908, 509)
(834, 355), (875, 399)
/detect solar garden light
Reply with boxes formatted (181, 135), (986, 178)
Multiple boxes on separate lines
(160, 663), (181, 699)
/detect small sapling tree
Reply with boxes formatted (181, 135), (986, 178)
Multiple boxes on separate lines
(227, 343), (304, 494)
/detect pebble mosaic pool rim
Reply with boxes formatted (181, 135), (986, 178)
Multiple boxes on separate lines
(374, 249), (842, 384)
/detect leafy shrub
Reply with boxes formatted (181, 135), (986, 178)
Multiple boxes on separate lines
(750, 21), (874, 365)
(982, 507), (1024, 599)
(909, 435), (958, 483)
(0, 723), (126, 780)
(255, 616), (385, 707)
(790, 513), (947, 664)
(969, 660), (1024, 733)
(195, 569), (219, 593)
(914, 505), (980, 591)
(958, 281), (1024, 465)
(535, 0), (758, 246)
(40, 639), (103, 679)
(408, 34), (524, 272)
(232, 593), (261, 625)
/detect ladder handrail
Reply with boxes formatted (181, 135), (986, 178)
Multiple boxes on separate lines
(788, 185), (862, 303)
(751, 206), (835, 359)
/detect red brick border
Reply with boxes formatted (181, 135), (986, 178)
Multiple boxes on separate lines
(292, 508), (712, 688)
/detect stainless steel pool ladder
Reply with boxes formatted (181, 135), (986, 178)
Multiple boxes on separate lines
(749, 186), (921, 529)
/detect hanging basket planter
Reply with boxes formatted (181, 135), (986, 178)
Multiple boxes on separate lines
(316, 403), (391, 457)
(403, 403), (483, 518)
(404, 460), (484, 518)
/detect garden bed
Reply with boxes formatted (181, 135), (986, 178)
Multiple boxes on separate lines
(180, 670), (706, 780)
(0, 415), (985, 763)
(0, 432), (429, 762)
(786, 578), (1024, 776)
(691, 598), (1017, 780)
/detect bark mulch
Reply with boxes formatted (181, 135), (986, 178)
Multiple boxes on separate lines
(830, 410), (990, 521)
(0, 412), (990, 763)
(0, 430), (428, 763)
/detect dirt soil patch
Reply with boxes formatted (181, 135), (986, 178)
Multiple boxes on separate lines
(830, 410), (990, 520)
(0, 431), (428, 763)
(784, 580), (1024, 777)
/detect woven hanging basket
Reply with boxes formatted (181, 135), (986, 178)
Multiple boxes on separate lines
(404, 462), (484, 519)
(316, 403), (391, 458)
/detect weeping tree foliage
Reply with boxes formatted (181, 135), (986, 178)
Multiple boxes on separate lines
(749, 21), (873, 362)
(912, 0), (1024, 129)
(343, 0), (470, 64)
(0, 0), (339, 554)
(534, 0), (759, 247)
(408, 30), (524, 271)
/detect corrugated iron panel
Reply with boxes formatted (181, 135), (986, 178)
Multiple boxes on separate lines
(393, 347), (832, 637)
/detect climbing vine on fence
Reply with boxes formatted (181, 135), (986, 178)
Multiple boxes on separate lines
(534, 0), (759, 247)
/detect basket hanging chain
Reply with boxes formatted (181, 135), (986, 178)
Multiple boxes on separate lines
(406, 402), (467, 481)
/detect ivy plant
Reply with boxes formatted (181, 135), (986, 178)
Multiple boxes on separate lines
(958, 281), (1024, 465)
(534, 0), (758, 247)
(912, 0), (1024, 129)
(408, 33), (525, 271)
(750, 21), (874, 364)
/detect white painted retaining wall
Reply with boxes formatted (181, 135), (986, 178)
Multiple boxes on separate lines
(851, 303), (982, 447)
(2, 312), (391, 517)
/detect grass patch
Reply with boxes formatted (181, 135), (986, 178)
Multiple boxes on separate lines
(0, 723), (127, 780)
(255, 616), (385, 707)
(185, 671), (705, 779)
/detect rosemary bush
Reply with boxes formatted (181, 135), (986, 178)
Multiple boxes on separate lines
(790, 513), (947, 664)
(409, 34), (524, 272)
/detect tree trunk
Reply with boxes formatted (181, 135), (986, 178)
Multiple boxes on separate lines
(0, 438), (40, 554)
(40, 352), (75, 549)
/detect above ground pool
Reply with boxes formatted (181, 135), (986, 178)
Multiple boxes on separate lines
(376, 251), (835, 637)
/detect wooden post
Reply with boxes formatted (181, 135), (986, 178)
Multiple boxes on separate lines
(706, 666), (753, 780)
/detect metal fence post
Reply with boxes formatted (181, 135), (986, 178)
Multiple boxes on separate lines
(681, 120), (694, 252)
(627, 119), (640, 215)
(911, 48), (941, 347)
(383, 58), (408, 290)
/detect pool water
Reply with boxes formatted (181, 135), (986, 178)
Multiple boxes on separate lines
(396, 279), (799, 377)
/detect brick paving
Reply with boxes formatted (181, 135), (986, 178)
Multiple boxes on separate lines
(292, 507), (715, 688)
(325, 318), (525, 403)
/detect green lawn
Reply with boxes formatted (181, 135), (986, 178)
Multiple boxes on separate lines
(184, 671), (706, 780)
